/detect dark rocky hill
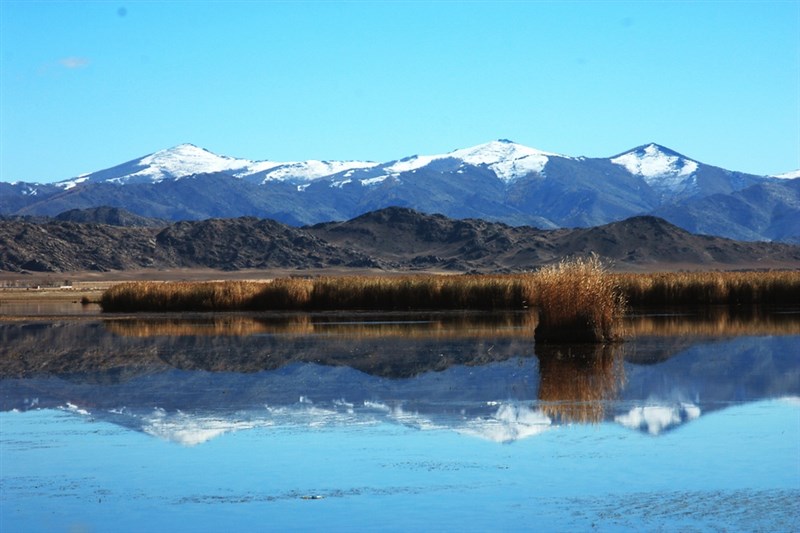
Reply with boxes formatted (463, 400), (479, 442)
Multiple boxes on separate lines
(1, 207), (798, 273)
(155, 217), (376, 270)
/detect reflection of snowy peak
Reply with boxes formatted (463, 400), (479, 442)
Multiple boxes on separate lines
(615, 403), (701, 435)
(458, 403), (552, 443)
(141, 408), (262, 446)
(59, 401), (555, 446)
(611, 143), (699, 193)
(56, 398), (721, 446)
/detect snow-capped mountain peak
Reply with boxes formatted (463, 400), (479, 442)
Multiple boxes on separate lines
(54, 144), (378, 187)
(611, 143), (698, 178)
(611, 143), (699, 192)
(131, 143), (253, 182)
(384, 139), (565, 182)
(55, 143), (260, 188)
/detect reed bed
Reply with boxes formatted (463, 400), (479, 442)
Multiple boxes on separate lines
(100, 276), (535, 313)
(309, 275), (533, 310)
(100, 264), (799, 344)
(100, 281), (269, 312)
(614, 270), (800, 307)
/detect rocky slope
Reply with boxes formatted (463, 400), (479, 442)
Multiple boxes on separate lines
(1, 207), (798, 274)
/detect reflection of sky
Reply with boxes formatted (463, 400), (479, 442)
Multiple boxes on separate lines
(2, 398), (798, 532)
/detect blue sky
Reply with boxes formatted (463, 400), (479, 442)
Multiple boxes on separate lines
(1, 1), (798, 183)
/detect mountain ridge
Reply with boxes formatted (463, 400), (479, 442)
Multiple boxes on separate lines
(2, 141), (797, 243)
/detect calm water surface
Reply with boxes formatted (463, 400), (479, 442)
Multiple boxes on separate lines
(1, 305), (799, 531)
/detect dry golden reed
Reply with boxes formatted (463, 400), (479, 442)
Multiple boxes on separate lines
(100, 281), (270, 312)
(531, 256), (626, 344)
(100, 276), (535, 312)
(99, 264), (798, 343)
(614, 270), (800, 307)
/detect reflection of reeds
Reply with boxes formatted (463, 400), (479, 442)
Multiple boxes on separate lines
(625, 308), (800, 337)
(104, 315), (311, 337)
(104, 312), (539, 339)
(103, 306), (800, 339)
(536, 344), (625, 424)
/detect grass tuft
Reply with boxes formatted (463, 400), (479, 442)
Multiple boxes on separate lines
(532, 255), (626, 344)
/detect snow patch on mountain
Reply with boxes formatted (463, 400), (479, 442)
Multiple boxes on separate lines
(331, 179), (352, 188)
(248, 160), (378, 183)
(612, 143), (699, 192)
(384, 139), (564, 182)
(57, 174), (91, 190)
(360, 175), (390, 186)
(773, 170), (800, 180)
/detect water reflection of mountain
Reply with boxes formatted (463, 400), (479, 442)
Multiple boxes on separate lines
(0, 313), (538, 380)
(3, 309), (798, 381)
(1, 313), (798, 441)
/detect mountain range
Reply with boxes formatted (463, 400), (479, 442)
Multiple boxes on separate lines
(1, 140), (798, 242)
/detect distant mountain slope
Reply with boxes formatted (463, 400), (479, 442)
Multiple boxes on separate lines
(2, 207), (798, 273)
(2, 140), (794, 242)
(653, 179), (800, 243)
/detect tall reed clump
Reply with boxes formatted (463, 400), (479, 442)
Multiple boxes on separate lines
(531, 256), (626, 344)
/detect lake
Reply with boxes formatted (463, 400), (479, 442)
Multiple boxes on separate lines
(1, 304), (799, 531)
